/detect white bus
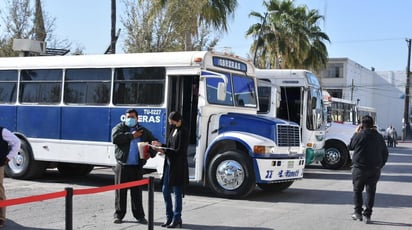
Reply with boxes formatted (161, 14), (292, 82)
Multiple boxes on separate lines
(322, 92), (377, 169)
(0, 51), (305, 198)
(256, 69), (326, 166)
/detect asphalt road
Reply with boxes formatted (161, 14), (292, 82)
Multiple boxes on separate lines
(3, 143), (412, 230)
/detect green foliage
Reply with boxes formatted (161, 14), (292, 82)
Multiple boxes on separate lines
(0, 0), (72, 57)
(122, 0), (237, 52)
(247, 0), (330, 71)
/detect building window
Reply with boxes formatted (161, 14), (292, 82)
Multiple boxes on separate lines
(323, 63), (344, 78)
(327, 89), (342, 98)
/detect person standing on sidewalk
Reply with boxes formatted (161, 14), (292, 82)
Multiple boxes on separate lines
(112, 109), (159, 225)
(0, 127), (21, 227)
(348, 115), (388, 224)
(154, 111), (189, 228)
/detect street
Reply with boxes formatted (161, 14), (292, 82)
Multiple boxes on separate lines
(3, 143), (412, 230)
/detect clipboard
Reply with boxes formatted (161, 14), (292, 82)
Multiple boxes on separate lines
(148, 144), (175, 152)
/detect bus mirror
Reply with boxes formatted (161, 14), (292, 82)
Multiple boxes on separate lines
(217, 82), (227, 101)
(311, 97), (317, 109)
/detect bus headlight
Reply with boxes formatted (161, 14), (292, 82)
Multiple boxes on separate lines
(253, 145), (276, 154)
(315, 134), (324, 141)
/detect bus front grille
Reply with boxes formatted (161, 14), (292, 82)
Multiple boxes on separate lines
(277, 125), (300, 147)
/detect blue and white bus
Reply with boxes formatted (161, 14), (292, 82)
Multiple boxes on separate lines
(0, 51), (305, 198)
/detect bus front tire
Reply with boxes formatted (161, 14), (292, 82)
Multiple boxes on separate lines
(207, 150), (255, 198)
(321, 142), (348, 170)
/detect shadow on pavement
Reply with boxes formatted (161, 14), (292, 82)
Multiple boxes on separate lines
(2, 219), (58, 230)
(369, 220), (412, 227)
(152, 221), (273, 230)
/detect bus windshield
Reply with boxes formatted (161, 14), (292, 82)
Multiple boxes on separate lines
(206, 72), (257, 107)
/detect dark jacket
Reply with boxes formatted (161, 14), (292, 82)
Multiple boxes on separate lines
(0, 127), (9, 166)
(348, 128), (388, 169)
(112, 122), (157, 165)
(162, 125), (189, 188)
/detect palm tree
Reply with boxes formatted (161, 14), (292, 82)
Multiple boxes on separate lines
(154, 0), (238, 51)
(247, 0), (330, 71)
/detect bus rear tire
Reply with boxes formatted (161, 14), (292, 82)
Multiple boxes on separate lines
(57, 163), (94, 176)
(257, 181), (294, 192)
(5, 138), (46, 179)
(207, 150), (255, 198)
(321, 141), (348, 170)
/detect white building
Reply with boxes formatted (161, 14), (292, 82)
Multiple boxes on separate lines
(317, 58), (408, 134)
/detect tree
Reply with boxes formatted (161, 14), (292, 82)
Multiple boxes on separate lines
(0, 0), (72, 57)
(154, 0), (238, 51)
(122, 0), (223, 52)
(121, 0), (237, 52)
(122, 0), (179, 52)
(0, 0), (33, 56)
(247, 0), (330, 71)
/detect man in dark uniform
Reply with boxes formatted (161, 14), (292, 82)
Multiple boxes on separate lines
(348, 115), (388, 224)
(112, 109), (159, 224)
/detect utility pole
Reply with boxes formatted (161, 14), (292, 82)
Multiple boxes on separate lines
(110, 0), (117, 54)
(403, 38), (411, 140)
(350, 79), (354, 101)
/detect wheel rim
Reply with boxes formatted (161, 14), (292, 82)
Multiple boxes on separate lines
(324, 148), (341, 165)
(8, 150), (29, 175)
(215, 160), (245, 190)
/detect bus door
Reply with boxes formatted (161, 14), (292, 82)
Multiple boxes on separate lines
(167, 75), (199, 170)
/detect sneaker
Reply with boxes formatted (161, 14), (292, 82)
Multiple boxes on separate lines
(363, 215), (371, 224)
(113, 218), (122, 224)
(351, 213), (363, 221)
(136, 217), (148, 224)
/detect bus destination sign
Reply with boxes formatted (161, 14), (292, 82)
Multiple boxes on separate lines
(213, 57), (247, 72)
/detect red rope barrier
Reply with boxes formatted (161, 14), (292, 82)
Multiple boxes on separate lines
(73, 178), (149, 195)
(0, 191), (67, 207)
(0, 178), (150, 207)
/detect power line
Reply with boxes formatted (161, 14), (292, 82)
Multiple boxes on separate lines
(332, 37), (404, 44)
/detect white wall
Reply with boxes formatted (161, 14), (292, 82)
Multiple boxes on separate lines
(320, 58), (406, 135)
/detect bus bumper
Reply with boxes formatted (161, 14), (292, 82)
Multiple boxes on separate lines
(254, 158), (305, 183)
(305, 148), (325, 165)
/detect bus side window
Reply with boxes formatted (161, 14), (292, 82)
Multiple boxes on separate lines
(0, 70), (18, 103)
(20, 69), (62, 104)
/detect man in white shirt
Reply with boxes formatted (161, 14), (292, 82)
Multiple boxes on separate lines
(0, 127), (21, 227)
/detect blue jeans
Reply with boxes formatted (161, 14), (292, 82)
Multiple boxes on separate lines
(162, 163), (183, 222)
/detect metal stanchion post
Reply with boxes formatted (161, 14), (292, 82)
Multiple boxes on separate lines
(148, 177), (154, 230)
(65, 187), (73, 230)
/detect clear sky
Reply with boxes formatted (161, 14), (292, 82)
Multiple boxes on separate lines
(3, 0), (412, 71)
